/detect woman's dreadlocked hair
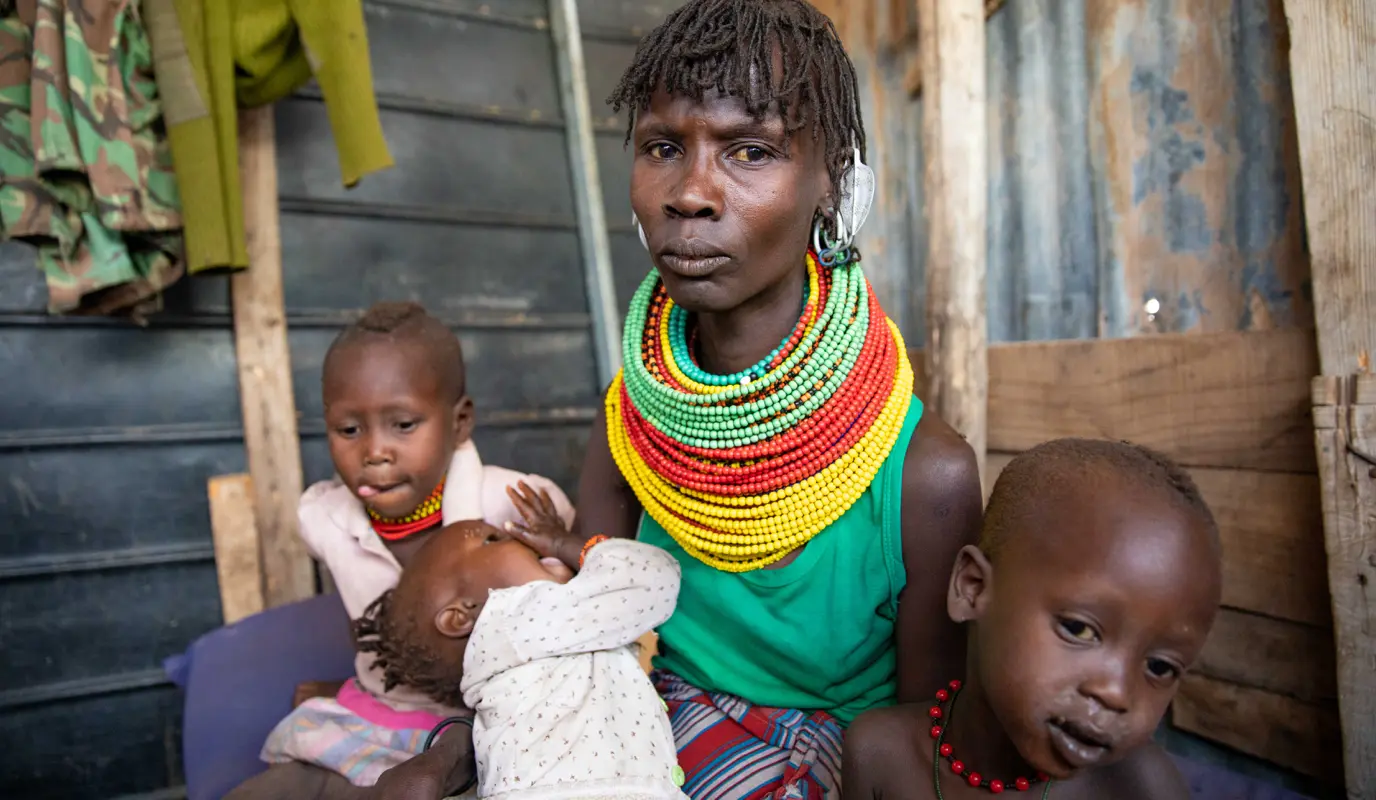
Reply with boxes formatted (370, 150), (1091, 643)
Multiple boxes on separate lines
(608, 0), (865, 203)
(353, 590), (467, 710)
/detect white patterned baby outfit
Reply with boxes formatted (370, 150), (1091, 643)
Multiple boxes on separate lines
(460, 539), (686, 800)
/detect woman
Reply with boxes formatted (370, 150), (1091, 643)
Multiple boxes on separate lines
(372, 1), (981, 798)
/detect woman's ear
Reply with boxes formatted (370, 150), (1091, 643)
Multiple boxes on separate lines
(435, 597), (481, 639)
(947, 545), (995, 624)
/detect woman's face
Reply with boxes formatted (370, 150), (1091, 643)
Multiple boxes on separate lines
(630, 88), (831, 313)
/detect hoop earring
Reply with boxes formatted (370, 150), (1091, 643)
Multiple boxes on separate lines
(633, 213), (649, 251)
(812, 214), (848, 267)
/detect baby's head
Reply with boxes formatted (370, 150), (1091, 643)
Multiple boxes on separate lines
(948, 438), (1221, 780)
(322, 302), (472, 519)
(353, 520), (574, 708)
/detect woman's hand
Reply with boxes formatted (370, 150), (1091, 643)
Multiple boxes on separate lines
(506, 481), (585, 570)
(363, 721), (475, 799)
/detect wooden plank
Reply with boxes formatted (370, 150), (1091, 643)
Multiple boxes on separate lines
(1284, 0), (1376, 377)
(922, 328), (1318, 473)
(1196, 608), (1336, 704)
(986, 453), (1330, 627)
(207, 474), (265, 625)
(1174, 674), (1342, 780)
(917, 0), (988, 482)
(1314, 395), (1376, 794)
(234, 105), (314, 607)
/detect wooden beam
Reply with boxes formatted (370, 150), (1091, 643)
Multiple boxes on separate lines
(1286, 1), (1376, 793)
(905, 0), (1005, 97)
(917, 0), (988, 481)
(1285, 0), (1376, 377)
(1174, 673), (1342, 780)
(207, 473), (265, 625)
(1313, 380), (1376, 794)
(234, 105), (314, 607)
(987, 453), (1330, 626)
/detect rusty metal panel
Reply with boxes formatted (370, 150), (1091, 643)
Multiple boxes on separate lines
(1085, 0), (1309, 336)
(889, 0), (1307, 343)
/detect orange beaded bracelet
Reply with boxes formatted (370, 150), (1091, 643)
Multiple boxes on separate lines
(579, 535), (610, 568)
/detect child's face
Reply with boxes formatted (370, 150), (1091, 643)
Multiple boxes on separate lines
(953, 476), (1219, 780)
(323, 339), (470, 519)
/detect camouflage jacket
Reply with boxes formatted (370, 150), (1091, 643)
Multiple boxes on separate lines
(0, 0), (182, 318)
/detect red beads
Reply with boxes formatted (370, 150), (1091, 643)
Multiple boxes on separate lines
(935, 689), (949, 702)
(951, 761), (965, 775)
(949, 680), (962, 691)
(989, 780), (1005, 793)
(1015, 778), (1030, 791)
(930, 726), (943, 739)
(939, 744), (953, 758)
(968, 773), (982, 788)
(929, 706), (943, 720)
(930, 679), (1046, 796)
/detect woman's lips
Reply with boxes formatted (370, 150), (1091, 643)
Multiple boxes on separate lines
(660, 253), (730, 277)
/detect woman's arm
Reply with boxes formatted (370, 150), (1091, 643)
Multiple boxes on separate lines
(894, 415), (984, 703)
(573, 404), (643, 541)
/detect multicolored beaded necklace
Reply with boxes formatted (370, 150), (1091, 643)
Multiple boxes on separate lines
(606, 251), (914, 572)
(366, 478), (445, 541)
(929, 680), (1052, 797)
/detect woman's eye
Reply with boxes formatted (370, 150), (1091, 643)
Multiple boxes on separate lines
(728, 146), (770, 163)
(1059, 618), (1099, 642)
(1146, 658), (1180, 680)
(649, 143), (677, 160)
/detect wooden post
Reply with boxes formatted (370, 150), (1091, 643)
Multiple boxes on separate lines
(234, 105), (314, 607)
(1285, 1), (1376, 794)
(207, 473), (265, 624)
(917, 0), (988, 482)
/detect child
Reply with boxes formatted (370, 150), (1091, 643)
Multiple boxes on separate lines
(264, 302), (577, 784)
(842, 439), (1222, 799)
(354, 511), (687, 800)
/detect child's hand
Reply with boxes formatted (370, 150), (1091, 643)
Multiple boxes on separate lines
(505, 482), (583, 569)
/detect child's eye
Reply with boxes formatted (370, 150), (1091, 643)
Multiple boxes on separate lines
(335, 425), (359, 438)
(396, 420), (418, 432)
(1057, 618), (1100, 643)
(727, 145), (771, 163)
(1146, 658), (1180, 680)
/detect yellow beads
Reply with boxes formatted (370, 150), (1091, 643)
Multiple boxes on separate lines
(608, 319), (915, 572)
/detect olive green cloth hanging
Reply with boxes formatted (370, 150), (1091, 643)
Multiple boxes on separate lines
(144, 0), (393, 274)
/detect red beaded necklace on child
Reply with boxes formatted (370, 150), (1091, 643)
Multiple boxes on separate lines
(928, 680), (1053, 797)
(366, 477), (446, 541)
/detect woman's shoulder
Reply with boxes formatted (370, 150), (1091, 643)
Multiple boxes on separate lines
(899, 412), (982, 514)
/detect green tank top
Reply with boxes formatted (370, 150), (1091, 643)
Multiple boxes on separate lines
(637, 398), (922, 726)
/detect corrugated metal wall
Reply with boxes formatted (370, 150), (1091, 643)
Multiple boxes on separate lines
(832, 0), (1309, 346)
(0, 1), (672, 796)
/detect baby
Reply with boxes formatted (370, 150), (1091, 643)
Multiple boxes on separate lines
(843, 438), (1221, 799)
(355, 509), (687, 800)
(260, 302), (576, 785)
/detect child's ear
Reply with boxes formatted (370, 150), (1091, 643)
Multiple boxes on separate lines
(452, 395), (475, 444)
(435, 597), (480, 639)
(948, 545), (994, 624)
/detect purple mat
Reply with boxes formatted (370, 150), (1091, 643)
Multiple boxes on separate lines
(1172, 755), (1314, 800)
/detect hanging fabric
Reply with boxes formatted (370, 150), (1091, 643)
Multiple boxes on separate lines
(0, 0), (184, 319)
(143, 0), (394, 275)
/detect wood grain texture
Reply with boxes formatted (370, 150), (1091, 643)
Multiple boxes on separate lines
(917, 0), (989, 482)
(1313, 393), (1376, 796)
(1285, 0), (1376, 376)
(938, 328), (1318, 473)
(1174, 674), (1342, 780)
(1196, 608), (1336, 704)
(207, 473), (265, 625)
(234, 105), (314, 607)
